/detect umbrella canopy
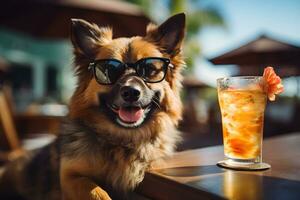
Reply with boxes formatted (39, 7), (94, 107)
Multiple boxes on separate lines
(209, 35), (300, 77)
(0, 0), (151, 39)
(209, 35), (300, 66)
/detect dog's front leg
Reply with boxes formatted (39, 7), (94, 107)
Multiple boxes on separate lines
(61, 176), (111, 200)
(60, 159), (111, 200)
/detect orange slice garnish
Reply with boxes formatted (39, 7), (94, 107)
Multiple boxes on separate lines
(263, 66), (284, 101)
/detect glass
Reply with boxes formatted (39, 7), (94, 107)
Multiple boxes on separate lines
(89, 57), (171, 85)
(217, 76), (270, 170)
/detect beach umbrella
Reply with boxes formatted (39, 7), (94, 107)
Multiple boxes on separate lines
(209, 35), (300, 77)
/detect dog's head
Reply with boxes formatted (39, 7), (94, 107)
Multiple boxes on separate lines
(69, 13), (185, 141)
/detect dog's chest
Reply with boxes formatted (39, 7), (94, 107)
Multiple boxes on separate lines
(93, 144), (156, 191)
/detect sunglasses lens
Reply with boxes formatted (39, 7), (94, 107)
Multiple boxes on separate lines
(137, 58), (167, 82)
(94, 60), (124, 84)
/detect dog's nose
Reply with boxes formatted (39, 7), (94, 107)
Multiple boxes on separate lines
(120, 86), (141, 102)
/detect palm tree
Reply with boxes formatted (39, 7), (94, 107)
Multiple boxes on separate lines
(125, 0), (226, 73)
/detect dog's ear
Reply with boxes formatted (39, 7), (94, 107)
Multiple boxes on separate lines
(146, 13), (185, 55)
(71, 19), (112, 58)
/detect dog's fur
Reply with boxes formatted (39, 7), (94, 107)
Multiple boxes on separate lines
(0, 13), (186, 200)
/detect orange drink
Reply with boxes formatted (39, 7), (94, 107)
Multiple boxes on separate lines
(217, 76), (270, 170)
(219, 89), (266, 160)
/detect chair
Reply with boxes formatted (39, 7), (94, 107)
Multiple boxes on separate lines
(0, 85), (24, 162)
(0, 85), (56, 163)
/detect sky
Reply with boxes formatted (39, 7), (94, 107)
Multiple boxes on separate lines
(192, 0), (300, 92)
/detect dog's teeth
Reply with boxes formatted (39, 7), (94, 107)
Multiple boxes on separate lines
(144, 107), (150, 114)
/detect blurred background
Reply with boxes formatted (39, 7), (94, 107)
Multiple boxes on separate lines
(0, 0), (299, 154)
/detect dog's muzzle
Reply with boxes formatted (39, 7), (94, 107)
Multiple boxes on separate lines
(100, 76), (160, 128)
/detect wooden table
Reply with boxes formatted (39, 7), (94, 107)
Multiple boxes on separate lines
(137, 133), (300, 200)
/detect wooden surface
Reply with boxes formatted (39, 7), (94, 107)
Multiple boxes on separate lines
(137, 133), (300, 200)
(0, 91), (21, 150)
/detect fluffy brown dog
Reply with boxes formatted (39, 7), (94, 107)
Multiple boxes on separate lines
(0, 13), (186, 200)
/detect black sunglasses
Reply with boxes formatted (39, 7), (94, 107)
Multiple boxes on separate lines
(88, 57), (172, 85)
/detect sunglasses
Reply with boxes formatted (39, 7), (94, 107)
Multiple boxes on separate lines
(88, 57), (172, 85)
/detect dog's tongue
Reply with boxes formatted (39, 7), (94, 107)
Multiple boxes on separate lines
(118, 107), (143, 123)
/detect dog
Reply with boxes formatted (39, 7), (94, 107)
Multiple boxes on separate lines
(0, 13), (186, 200)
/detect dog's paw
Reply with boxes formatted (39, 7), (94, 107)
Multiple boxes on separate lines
(91, 187), (112, 200)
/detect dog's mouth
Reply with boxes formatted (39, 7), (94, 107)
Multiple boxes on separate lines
(102, 93), (160, 128)
(107, 104), (152, 128)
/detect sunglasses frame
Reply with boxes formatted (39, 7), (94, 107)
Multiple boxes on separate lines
(88, 57), (173, 85)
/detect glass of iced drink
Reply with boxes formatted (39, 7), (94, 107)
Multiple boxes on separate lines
(217, 76), (271, 170)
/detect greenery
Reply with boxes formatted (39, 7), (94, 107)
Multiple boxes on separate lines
(125, 0), (226, 73)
